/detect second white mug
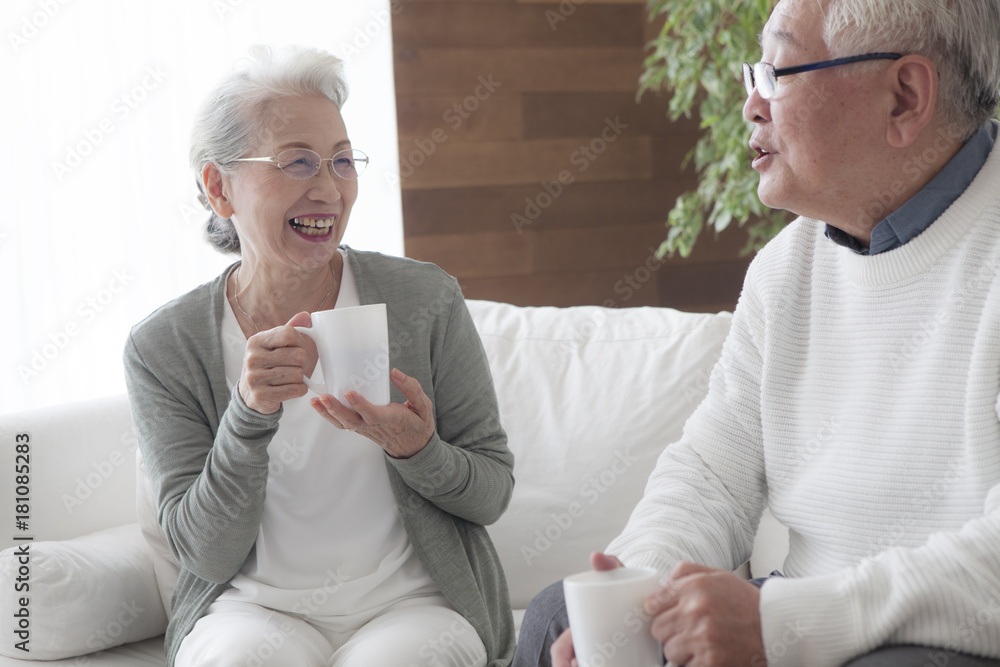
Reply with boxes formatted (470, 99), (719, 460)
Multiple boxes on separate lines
(564, 567), (662, 667)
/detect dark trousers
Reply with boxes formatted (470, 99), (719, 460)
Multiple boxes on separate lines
(512, 579), (1000, 667)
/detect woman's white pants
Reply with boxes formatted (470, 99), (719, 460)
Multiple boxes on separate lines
(174, 597), (488, 667)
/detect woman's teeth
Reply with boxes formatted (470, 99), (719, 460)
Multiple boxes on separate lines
(289, 217), (334, 236)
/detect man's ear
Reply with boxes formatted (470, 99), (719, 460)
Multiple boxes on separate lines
(885, 54), (938, 148)
(201, 162), (235, 219)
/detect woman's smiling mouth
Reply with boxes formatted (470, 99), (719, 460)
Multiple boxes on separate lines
(289, 216), (336, 238)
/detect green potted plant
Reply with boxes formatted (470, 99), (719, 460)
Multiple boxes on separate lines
(641, 0), (788, 257)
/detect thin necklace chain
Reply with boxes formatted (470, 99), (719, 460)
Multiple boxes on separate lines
(233, 264), (336, 334)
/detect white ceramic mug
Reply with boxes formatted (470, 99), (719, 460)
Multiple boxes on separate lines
(294, 303), (390, 406)
(563, 567), (662, 667)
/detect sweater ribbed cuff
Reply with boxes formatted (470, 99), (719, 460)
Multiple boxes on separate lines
(759, 572), (861, 667)
(225, 384), (283, 443)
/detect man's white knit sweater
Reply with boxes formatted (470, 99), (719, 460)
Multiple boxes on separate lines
(607, 133), (1000, 665)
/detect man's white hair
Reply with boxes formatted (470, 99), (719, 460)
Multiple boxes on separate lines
(821, 0), (1000, 140)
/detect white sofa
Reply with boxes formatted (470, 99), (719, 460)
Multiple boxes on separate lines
(0, 299), (788, 665)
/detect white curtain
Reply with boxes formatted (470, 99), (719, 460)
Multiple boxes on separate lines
(0, 0), (404, 414)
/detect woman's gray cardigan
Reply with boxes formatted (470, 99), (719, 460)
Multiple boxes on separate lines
(123, 248), (516, 666)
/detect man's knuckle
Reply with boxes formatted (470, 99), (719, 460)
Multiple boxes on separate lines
(699, 621), (725, 644)
(685, 595), (710, 617)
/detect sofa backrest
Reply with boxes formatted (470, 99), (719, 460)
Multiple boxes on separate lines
(0, 393), (138, 551)
(466, 300), (733, 608)
(0, 300), (746, 605)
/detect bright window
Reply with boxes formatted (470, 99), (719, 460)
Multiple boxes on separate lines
(0, 0), (403, 414)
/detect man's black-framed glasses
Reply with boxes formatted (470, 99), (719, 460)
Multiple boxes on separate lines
(743, 53), (903, 99)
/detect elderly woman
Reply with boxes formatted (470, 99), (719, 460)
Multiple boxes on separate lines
(123, 45), (515, 667)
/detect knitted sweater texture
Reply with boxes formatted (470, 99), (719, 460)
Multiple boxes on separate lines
(607, 130), (1000, 665)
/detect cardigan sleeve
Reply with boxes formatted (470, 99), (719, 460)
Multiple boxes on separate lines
(124, 330), (280, 585)
(387, 279), (514, 526)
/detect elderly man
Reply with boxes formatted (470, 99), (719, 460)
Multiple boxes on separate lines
(512, 0), (1000, 665)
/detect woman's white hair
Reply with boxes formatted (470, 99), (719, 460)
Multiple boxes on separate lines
(189, 44), (349, 254)
(821, 0), (1000, 140)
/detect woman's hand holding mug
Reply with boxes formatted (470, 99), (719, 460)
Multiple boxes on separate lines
(238, 312), (318, 415)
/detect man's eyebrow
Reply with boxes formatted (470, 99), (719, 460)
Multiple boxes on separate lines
(759, 28), (800, 49)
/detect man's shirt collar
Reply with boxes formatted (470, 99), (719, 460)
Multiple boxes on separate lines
(825, 121), (997, 255)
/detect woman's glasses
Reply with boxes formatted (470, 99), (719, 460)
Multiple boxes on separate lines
(231, 148), (369, 179)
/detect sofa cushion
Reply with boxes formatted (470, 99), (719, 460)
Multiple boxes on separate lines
(0, 394), (139, 553)
(467, 300), (732, 608)
(0, 524), (167, 661)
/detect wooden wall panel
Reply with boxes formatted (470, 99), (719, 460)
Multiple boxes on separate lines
(399, 137), (652, 189)
(393, 3), (642, 47)
(401, 179), (698, 236)
(394, 48), (644, 95)
(396, 96), (524, 142)
(391, 1), (752, 313)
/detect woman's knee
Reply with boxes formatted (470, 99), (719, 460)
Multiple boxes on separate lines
(330, 603), (486, 667)
(175, 602), (332, 667)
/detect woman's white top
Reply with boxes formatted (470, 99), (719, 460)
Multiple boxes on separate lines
(217, 249), (438, 623)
